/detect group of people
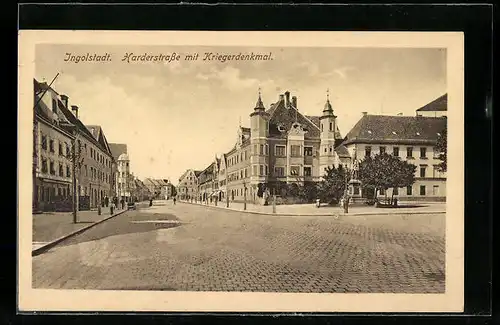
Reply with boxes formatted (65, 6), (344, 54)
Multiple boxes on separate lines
(105, 196), (127, 215)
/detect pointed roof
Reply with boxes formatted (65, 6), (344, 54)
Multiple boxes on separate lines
(321, 89), (335, 118)
(254, 89), (265, 110)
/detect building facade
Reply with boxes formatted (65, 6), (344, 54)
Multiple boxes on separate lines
(34, 79), (114, 210)
(115, 153), (131, 202)
(184, 90), (447, 204)
(33, 82), (75, 211)
(177, 169), (200, 200)
(342, 112), (447, 201)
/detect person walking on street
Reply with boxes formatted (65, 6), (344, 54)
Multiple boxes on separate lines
(120, 198), (125, 210)
(173, 196), (176, 205)
(104, 196), (109, 207)
(110, 201), (115, 215)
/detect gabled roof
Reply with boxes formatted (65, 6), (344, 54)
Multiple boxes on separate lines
(265, 96), (321, 139)
(86, 125), (112, 155)
(342, 114), (447, 146)
(416, 94), (447, 112)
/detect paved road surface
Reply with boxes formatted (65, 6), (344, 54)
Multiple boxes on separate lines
(32, 200), (445, 293)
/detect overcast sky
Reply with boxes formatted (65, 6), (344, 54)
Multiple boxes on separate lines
(35, 45), (446, 184)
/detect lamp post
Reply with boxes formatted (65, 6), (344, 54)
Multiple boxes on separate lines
(243, 180), (247, 211)
(343, 164), (350, 214)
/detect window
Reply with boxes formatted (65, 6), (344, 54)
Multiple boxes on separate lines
(59, 163), (64, 177)
(304, 167), (312, 176)
(49, 161), (55, 175)
(49, 139), (55, 153)
(66, 143), (70, 157)
(324, 147), (327, 153)
(407, 186), (413, 195)
(265, 165), (268, 175)
(41, 157), (48, 173)
(407, 147), (413, 158)
(420, 147), (427, 159)
(304, 146), (313, 156)
(260, 165), (264, 175)
(380, 146), (386, 154)
(84, 165), (88, 176)
(275, 145), (286, 156)
(291, 145), (301, 157)
(66, 166), (71, 177)
(260, 144), (264, 155)
(329, 122), (333, 131)
(275, 167), (285, 177)
(244, 168), (248, 178)
(265, 144), (269, 155)
(58, 142), (63, 155)
(290, 166), (300, 176)
(420, 166), (426, 178)
(329, 146), (333, 153)
(420, 185), (426, 196)
(321, 124), (323, 132)
(41, 135), (47, 150)
(52, 98), (58, 113)
(393, 187), (399, 195)
(365, 146), (372, 157)
(393, 147), (399, 157)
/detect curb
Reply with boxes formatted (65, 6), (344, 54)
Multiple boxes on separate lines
(32, 209), (129, 257)
(178, 201), (445, 217)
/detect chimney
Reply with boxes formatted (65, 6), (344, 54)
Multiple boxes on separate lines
(60, 94), (69, 108)
(362, 112), (368, 116)
(285, 91), (290, 107)
(71, 105), (79, 119)
(291, 96), (297, 109)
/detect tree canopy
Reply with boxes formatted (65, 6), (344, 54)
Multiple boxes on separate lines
(358, 153), (416, 195)
(435, 125), (447, 172)
(317, 164), (348, 204)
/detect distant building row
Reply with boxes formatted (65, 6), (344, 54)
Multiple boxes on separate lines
(177, 91), (447, 203)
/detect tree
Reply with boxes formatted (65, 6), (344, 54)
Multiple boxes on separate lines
(171, 185), (177, 197)
(299, 181), (318, 203)
(317, 164), (348, 204)
(358, 153), (416, 203)
(435, 126), (447, 172)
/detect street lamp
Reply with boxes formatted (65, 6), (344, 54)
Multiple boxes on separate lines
(243, 180), (247, 211)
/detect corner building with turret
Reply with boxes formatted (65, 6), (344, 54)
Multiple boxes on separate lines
(216, 90), (350, 204)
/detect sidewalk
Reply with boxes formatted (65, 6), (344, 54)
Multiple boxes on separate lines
(32, 206), (127, 251)
(179, 200), (446, 216)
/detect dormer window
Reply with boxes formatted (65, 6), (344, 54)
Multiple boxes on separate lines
(367, 130), (372, 134)
(392, 131), (397, 135)
(278, 125), (286, 132)
(416, 132), (421, 136)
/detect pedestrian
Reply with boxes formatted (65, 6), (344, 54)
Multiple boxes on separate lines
(120, 198), (125, 210)
(105, 196), (109, 207)
(110, 201), (115, 215)
(173, 196), (176, 205)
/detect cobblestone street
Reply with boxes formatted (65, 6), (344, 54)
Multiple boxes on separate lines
(32, 200), (445, 293)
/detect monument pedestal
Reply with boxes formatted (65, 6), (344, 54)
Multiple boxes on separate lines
(348, 179), (368, 206)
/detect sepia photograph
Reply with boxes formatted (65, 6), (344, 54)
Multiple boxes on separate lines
(18, 31), (464, 313)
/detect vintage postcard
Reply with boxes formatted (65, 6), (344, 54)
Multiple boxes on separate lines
(18, 31), (464, 313)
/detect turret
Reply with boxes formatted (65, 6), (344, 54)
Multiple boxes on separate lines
(319, 89), (339, 175)
(250, 88), (269, 139)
